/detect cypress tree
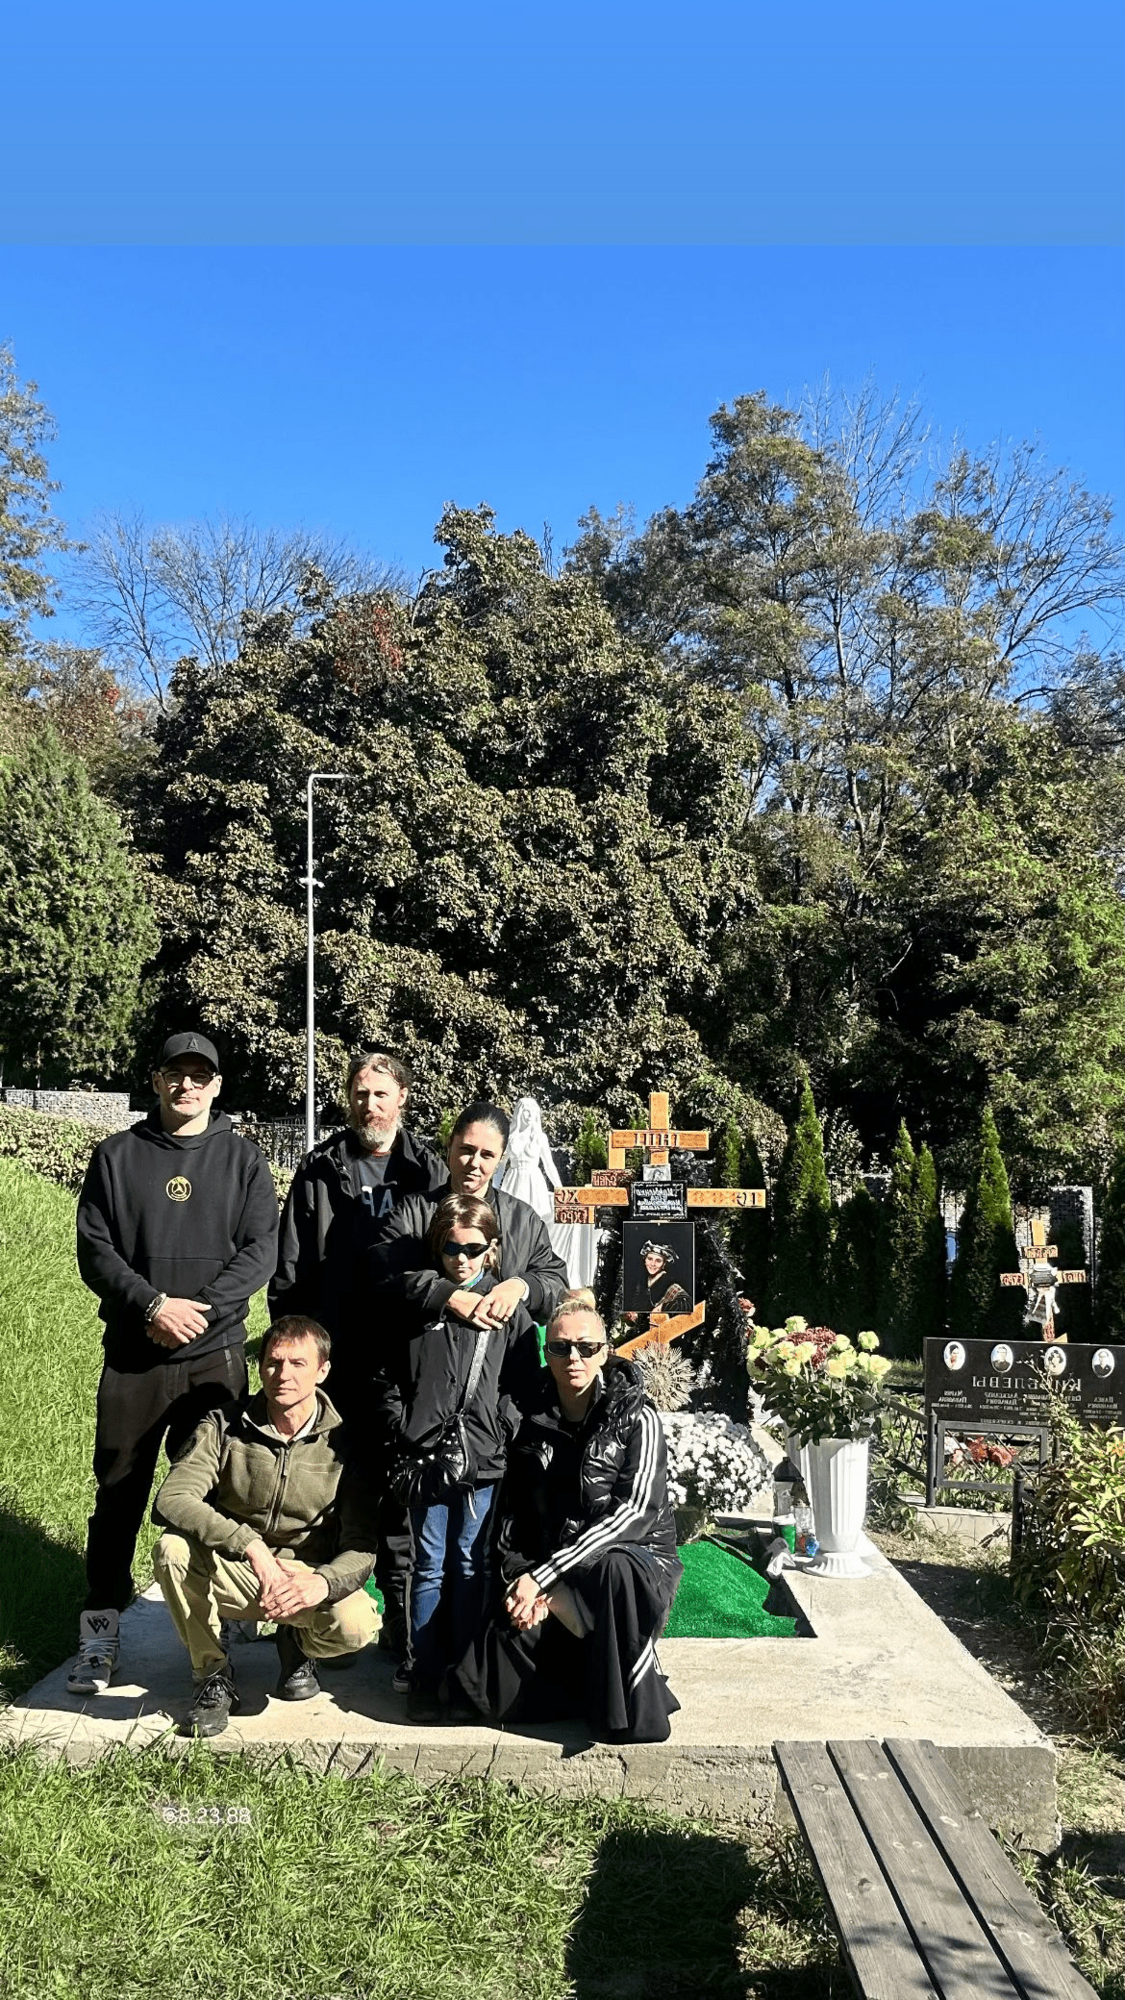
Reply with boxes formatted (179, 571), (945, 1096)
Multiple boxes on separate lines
(878, 1121), (923, 1356)
(1095, 1144), (1125, 1338)
(732, 1127), (771, 1305)
(913, 1145), (948, 1352)
(574, 1107), (608, 1177)
(831, 1181), (883, 1338)
(716, 1118), (741, 1188)
(948, 1106), (1025, 1340)
(766, 1075), (832, 1323)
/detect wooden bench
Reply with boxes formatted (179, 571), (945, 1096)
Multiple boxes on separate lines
(773, 1737), (1097, 2000)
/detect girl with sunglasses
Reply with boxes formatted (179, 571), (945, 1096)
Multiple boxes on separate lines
(453, 1294), (683, 1743)
(372, 1192), (539, 1722)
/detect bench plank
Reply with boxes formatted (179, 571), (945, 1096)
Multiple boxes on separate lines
(827, 1738), (1020, 2000)
(884, 1740), (1099, 2000)
(774, 1740), (940, 2000)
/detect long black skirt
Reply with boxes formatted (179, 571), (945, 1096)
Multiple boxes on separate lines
(454, 1543), (681, 1744)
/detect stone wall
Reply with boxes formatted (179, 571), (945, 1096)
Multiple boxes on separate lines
(0, 1088), (138, 1131)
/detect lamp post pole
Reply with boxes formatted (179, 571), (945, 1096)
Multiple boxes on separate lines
(303, 771), (345, 1154)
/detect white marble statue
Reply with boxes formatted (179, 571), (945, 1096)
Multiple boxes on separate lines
(496, 1095), (597, 1291)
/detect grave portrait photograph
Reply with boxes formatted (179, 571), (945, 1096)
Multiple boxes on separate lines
(622, 1220), (695, 1322)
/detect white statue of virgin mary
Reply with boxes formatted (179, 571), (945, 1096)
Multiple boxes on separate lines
(496, 1095), (597, 1290)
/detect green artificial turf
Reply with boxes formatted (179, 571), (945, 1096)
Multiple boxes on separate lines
(665, 1537), (798, 1638)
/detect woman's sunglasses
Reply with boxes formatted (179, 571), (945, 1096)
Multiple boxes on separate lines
(546, 1338), (606, 1358)
(442, 1240), (490, 1259)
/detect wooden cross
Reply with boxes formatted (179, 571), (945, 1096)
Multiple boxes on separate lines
(608, 1090), (708, 1169)
(999, 1220), (1088, 1341)
(554, 1087), (767, 1224)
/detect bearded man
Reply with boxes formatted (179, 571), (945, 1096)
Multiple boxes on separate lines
(269, 1050), (445, 1425)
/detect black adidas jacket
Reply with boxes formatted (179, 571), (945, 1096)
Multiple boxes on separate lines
(496, 1359), (681, 1601)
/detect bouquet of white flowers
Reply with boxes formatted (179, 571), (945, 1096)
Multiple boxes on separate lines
(659, 1410), (771, 1519)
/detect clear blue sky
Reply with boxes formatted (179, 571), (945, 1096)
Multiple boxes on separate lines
(2, 248), (1121, 605)
(1, 1), (1122, 618)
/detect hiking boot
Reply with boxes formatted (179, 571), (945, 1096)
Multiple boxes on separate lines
(67, 1610), (120, 1695)
(274, 1625), (320, 1701)
(186, 1667), (240, 1738)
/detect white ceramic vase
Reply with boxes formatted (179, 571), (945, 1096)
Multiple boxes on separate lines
(803, 1435), (872, 1579)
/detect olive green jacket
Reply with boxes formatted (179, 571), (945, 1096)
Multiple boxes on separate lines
(153, 1388), (377, 1603)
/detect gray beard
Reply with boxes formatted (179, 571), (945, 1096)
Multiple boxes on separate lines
(348, 1113), (401, 1153)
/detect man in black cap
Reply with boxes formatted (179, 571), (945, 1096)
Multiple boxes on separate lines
(68, 1032), (279, 1696)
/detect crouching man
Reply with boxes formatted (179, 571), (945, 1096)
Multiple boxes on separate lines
(152, 1315), (380, 1737)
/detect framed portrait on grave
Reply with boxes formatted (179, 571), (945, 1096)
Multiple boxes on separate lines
(622, 1220), (695, 1324)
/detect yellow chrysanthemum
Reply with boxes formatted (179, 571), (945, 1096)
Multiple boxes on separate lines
(825, 1356), (848, 1380)
(857, 1329), (879, 1351)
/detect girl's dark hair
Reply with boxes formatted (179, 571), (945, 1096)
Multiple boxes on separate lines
(449, 1100), (510, 1149)
(427, 1193), (501, 1274)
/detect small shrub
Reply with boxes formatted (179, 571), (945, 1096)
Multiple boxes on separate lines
(0, 1106), (116, 1194)
(1012, 1397), (1125, 1733)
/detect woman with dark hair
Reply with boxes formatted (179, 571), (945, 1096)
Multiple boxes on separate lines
(373, 1191), (540, 1721)
(453, 1296), (682, 1743)
(370, 1100), (569, 1331)
(625, 1240), (691, 1322)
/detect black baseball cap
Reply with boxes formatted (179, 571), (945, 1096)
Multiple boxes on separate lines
(157, 1033), (221, 1073)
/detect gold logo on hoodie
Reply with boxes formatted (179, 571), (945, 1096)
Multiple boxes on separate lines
(165, 1176), (192, 1203)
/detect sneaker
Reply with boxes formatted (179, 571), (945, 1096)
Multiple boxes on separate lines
(406, 1685), (444, 1725)
(67, 1610), (120, 1695)
(186, 1667), (240, 1738)
(274, 1626), (321, 1701)
(391, 1660), (412, 1696)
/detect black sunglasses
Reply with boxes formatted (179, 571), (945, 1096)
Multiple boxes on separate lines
(546, 1339), (606, 1359)
(442, 1239), (490, 1259)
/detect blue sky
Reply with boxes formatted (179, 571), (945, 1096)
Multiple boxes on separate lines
(1, 3), (1122, 625)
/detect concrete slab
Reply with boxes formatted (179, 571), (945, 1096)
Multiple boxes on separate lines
(2, 1528), (1058, 1849)
(902, 1497), (1013, 1546)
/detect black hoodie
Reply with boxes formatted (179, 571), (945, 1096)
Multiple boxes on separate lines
(76, 1109), (279, 1368)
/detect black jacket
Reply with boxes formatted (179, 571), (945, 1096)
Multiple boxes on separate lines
(496, 1359), (681, 1601)
(269, 1126), (446, 1347)
(76, 1110), (279, 1368)
(369, 1181), (568, 1328)
(372, 1275), (543, 1486)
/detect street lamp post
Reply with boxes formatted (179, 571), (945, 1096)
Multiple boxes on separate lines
(302, 771), (345, 1154)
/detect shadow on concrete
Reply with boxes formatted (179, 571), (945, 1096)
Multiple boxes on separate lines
(565, 1820), (833, 1998)
(0, 1504), (86, 1702)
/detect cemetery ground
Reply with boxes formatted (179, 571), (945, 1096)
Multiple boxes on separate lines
(1, 1160), (1122, 1998)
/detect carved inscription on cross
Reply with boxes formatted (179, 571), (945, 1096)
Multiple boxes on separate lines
(999, 1219), (1088, 1342)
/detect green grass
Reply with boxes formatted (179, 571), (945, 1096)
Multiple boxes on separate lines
(0, 1158), (270, 1701)
(0, 1747), (839, 2000)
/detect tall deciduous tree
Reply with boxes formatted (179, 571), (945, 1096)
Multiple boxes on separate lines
(1095, 1148), (1125, 1340)
(0, 342), (69, 662)
(138, 506), (747, 1122)
(73, 510), (403, 709)
(0, 730), (156, 1083)
(948, 1107), (1025, 1341)
(767, 1074), (833, 1323)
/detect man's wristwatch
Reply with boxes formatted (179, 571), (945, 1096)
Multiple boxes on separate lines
(144, 1292), (168, 1326)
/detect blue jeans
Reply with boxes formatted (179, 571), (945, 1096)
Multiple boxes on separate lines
(409, 1485), (495, 1692)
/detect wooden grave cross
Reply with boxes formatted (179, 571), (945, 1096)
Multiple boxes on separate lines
(998, 1217), (1088, 1342)
(553, 1089), (767, 1357)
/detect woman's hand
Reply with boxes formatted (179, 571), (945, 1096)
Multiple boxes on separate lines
(505, 1572), (549, 1631)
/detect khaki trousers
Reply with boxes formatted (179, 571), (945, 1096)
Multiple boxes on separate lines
(154, 1532), (380, 1681)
